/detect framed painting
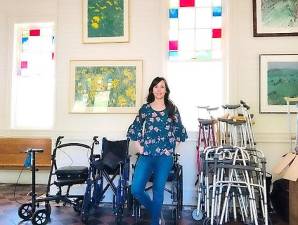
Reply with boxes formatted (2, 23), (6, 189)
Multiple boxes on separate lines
(253, 0), (298, 37)
(82, 0), (129, 43)
(259, 54), (298, 113)
(70, 60), (142, 113)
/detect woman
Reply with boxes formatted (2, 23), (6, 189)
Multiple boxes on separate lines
(127, 77), (187, 225)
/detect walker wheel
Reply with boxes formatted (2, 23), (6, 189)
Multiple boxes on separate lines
(45, 203), (51, 216)
(18, 203), (33, 220)
(32, 209), (49, 225)
(192, 208), (204, 221)
(203, 217), (218, 225)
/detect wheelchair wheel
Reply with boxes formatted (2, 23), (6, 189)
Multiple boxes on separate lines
(178, 165), (183, 213)
(115, 207), (123, 225)
(81, 212), (88, 224)
(73, 199), (83, 213)
(32, 209), (49, 225)
(18, 203), (33, 220)
(172, 208), (178, 224)
(127, 185), (134, 211)
(203, 217), (218, 225)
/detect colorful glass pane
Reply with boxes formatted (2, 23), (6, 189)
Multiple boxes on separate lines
(21, 61), (28, 69)
(169, 51), (179, 57)
(169, 40), (178, 50)
(212, 6), (222, 16)
(212, 28), (221, 38)
(180, 0), (195, 7)
(29, 29), (40, 36)
(22, 37), (28, 43)
(196, 50), (212, 60)
(169, 8), (179, 18)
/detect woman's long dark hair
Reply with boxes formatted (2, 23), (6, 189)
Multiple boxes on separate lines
(146, 77), (175, 118)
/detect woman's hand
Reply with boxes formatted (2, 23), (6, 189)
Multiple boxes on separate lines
(134, 141), (144, 154)
(176, 141), (180, 147)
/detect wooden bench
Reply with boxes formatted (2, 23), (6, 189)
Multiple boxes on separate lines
(0, 138), (52, 169)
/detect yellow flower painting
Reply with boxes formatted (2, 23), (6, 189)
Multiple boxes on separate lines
(70, 60), (142, 113)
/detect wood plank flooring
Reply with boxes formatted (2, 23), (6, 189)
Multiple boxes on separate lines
(0, 184), (288, 225)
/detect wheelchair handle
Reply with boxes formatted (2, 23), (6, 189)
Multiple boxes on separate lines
(55, 136), (64, 146)
(93, 136), (99, 144)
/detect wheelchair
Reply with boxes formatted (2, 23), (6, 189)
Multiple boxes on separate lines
(81, 137), (130, 224)
(130, 153), (183, 224)
(18, 136), (99, 225)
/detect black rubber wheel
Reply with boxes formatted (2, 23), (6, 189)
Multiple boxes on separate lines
(203, 217), (218, 225)
(81, 211), (88, 224)
(32, 209), (48, 225)
(73, 199), (83, 213)
(115, 207), (123, 224)
(172, 208), (178, 224)
(127, 185), (134, 211)
(18, 203), (33, 220)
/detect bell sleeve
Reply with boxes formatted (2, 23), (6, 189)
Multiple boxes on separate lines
(173, 107), (188, 142)
(127, 105), (146, 145)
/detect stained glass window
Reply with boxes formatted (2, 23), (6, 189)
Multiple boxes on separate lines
(168, 0), (222, 61)
(12, 23), (55, 129)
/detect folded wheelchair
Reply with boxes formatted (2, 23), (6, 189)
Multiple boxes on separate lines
(130, 153), (183, 224)
(18, 136), (99, 225)
(81, 137), (130, 224)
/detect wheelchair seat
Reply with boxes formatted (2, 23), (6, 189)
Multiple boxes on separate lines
(93, 151), (122, 171)
(55, 166), (88, 186)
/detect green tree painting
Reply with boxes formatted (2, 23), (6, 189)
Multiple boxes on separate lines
(75, 65), (136, 108)
(261, 0), (298, 28)
(267, 62), (298, 105)
(88, 0), (124, 38)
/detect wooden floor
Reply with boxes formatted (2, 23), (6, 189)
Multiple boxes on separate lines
(0, 183), (288, 225)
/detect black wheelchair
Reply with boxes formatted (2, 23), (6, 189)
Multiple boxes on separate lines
(18, 136), (99, 225)
(130, 153), (183, 224)
(81, 137), (130, 224)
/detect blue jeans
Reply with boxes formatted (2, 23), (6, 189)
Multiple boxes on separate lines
(131, 155), (173, 225)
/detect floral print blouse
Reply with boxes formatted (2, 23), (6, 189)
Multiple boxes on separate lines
(127, 103), (188, 156)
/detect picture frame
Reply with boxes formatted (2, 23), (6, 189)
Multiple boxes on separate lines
(259, 54), (298, 113)
(69, 60), (142, 113)
(82, 0), (129, 43)
(253, 0), (298, 37)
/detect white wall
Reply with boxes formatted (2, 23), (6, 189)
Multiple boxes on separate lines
(0, 0), (296, 205)
(227, 0), (297, 180)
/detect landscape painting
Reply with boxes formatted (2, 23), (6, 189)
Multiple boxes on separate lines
(253, 0), (298, 36)
(70, 60), (142, 113)
(259, 54), (298, 113)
